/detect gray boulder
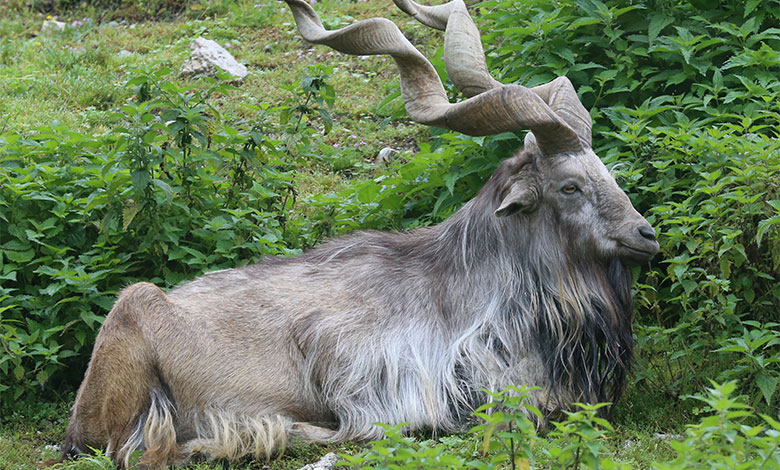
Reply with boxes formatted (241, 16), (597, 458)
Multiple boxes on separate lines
(181, 38), (248, 82)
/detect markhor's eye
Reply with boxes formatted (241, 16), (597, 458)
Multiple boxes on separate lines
(562, 184), (579, 194)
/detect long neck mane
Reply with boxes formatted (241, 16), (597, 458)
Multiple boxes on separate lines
(418, 193), (634, 413)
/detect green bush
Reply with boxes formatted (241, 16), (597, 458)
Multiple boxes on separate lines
(616, 117), (780, 410)
(0, 69), (298, 403)
(654, 381), (780, 470)
(338, 423), (471, 470)
(339, 383), (776, 469)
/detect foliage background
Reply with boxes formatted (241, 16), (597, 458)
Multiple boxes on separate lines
(0, 0), (778, 467)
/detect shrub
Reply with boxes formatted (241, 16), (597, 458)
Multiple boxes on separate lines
(338, 383), (778, 469)
(338, 423), (470, 470)
(614, 117), (780, 410)
(654, 381), (780, 470)
(0, 69), (298, 403)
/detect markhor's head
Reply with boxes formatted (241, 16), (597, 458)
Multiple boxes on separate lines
(488, 134), (659, 266)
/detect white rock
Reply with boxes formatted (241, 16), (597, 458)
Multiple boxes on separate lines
(180, 37), (248, 82)
(375, 147), (398, 166)
(653, 433), (683, 440)
(298, 452), (340, 470)
(118, 50), (133, 57)
(44, 444), (61, 452)
(41, 20), (66, 32)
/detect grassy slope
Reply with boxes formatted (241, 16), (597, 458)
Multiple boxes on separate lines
(0, 1), (682, 468)
(0, 0), (428, 197)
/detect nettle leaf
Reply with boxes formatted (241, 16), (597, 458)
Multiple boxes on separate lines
(757, 215), (780, 246)
(91, 296), (116, 312)
(443, 171), (460, 195)
(37, 368), (49, 386)
(39, 283), (65, 297)
(712, 68), (724, 89)
(5, 249), (35, 263)
(756, 374), (779, 406)
(649, 14), (674, 46)
(595, 69), (618, 84)
(122, 202), (141, 230)
(152, 179), (174, 201)
(357, 182), (379, 204)
(130, 170), (151, 192)
(745, 0), (762, 16)
(13, 364), (24, 381)
(553, 47), (576, 64)
(681, 280), (697, 294)
(316, 108), (332, 134)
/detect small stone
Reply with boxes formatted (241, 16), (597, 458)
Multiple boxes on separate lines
(653, 433), (683, 440)
(374, 147), (398, 166)
(41, 20), (66, 32)
(118, 50), (133, 57)
(297, 452), (339, 470)
(44, 444), (61, 452)
(180, 37), (248, 82)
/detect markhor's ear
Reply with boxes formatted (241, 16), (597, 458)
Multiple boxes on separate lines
(495, 182), (538, 217)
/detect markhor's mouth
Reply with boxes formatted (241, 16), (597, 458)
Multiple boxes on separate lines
(618, 242), (659, 261)
(621, 245), (653, 256)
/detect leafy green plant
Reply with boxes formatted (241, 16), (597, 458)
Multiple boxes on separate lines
(480, 0), (780, 126)
(302, 129), (521, 244)
(278, 63), (335, 135)
(53, 448), (117, 470)
(470, 386), (540, 470)
(621, 120), (780, 410)
(654, 381), (780, 470)
(540, 403), (625, 470)
(0, 67), (299, 404)
(337, 387), (543, 470)
(716, 322), (780, 408)
(338, 423), (468, 469)
(338, 387), (633, 470)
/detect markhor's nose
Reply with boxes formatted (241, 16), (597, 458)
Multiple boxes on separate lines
(638, 225), (657, 241)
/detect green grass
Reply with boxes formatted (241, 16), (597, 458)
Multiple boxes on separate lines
(0, 400), (68, 470)
(0, 0), (428, 198)
(0, 397), (353, 469)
